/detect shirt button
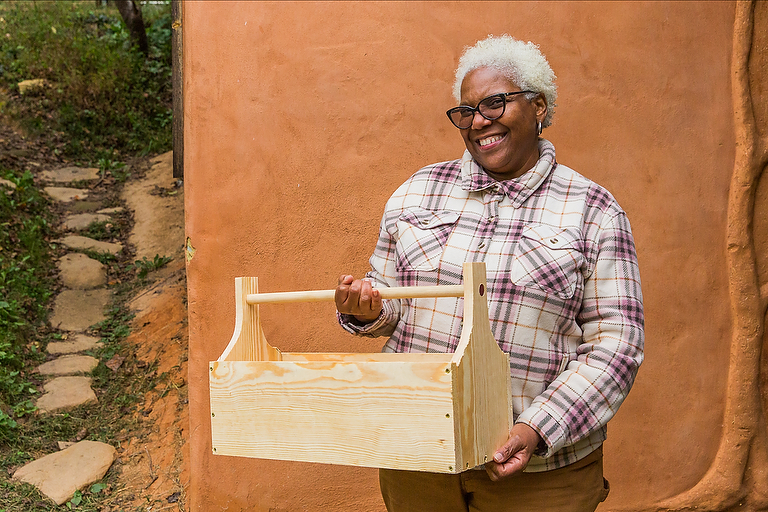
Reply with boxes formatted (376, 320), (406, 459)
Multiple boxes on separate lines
(478, 241), (485, 249)
(488, 216), (495, 222)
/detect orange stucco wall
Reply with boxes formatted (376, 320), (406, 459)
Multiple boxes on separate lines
(183, 2), (739, 510)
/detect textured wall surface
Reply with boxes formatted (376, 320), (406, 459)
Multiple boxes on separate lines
(183, 2), (767, 510)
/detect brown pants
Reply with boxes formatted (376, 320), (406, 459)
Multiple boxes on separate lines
(379, 447), (609, 512)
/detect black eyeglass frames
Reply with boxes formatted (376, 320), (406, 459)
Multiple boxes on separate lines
(446, 91), (535, 129)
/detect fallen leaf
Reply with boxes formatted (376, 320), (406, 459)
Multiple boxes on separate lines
(106, 354), (125, 372)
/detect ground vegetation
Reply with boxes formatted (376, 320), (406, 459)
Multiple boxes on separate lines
(0, 1), (182, 510)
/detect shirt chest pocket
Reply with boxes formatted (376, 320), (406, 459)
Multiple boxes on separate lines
(395, 209), (460, 271)
(510, 224), (584, 300)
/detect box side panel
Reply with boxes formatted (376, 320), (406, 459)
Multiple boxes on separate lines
(219, 278), (282, 363)
(451, 264), (513, 471)
(210, 360), (458, 473)
(451, 335), (512, 471)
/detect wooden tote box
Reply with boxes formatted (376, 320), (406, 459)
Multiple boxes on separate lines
(209, 262), (512, 473)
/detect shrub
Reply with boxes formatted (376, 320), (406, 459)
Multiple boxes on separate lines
(0, 1), (172, 160)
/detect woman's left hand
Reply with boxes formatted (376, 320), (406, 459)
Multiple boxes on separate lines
(484, 423), (542, 481)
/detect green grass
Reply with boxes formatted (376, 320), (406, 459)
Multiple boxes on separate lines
(131, 254), (173, 279)
(80, 220), (113, 241)
(0, 169), (53, 443)
(0, 2), (175, 509)
(0, 0), (172, 161)
(0, 295), (166, 511)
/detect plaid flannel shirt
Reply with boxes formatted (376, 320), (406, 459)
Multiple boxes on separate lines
(339, 139), (644, 472)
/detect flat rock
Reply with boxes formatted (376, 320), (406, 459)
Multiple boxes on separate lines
(35, 376), (97, 413)
(47, 335), (101, 355)
(62, 213), (111, 231)
(37, 355), (99, 376)
(97, 206), (124, 214)
(42, 166), (100, 183)
(0, 178), (17, 189)
(13, 440), (115, 505)
(58, 253), (106, 289)
(58, 235), (122, 255)
(44, 187), (89, 202)
(50, 289), (111, 331)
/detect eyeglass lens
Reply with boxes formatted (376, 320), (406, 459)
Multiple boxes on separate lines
(449, 94), (507, 129)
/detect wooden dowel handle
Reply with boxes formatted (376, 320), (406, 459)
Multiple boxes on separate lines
(246, 285), (465, 305)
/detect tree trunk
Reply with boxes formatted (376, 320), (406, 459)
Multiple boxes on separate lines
(115, 0), (149, 56)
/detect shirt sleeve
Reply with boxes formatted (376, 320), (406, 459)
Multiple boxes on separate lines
(337, 204), (402, 338)
(516, 210), (645, 457)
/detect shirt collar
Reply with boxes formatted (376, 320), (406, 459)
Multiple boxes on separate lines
(460, 139), (556, 208)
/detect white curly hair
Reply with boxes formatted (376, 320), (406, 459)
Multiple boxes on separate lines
(453, 35), (557, 127)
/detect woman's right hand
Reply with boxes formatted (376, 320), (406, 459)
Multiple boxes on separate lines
(335, 275), (383, 323)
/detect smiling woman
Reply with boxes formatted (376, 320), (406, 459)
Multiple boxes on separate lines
(335, 34), (645, 512)
(456, 67), (546, 180)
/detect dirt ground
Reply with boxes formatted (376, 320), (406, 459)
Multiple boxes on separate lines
(114, 152), (189, 511)
(0, 113), (190, 510)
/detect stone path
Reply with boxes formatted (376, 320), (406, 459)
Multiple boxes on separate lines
(13, 440), (116, 505)
(12, 165), (121, 504)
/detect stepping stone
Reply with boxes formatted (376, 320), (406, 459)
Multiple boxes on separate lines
(58, 253), (106, 289)
(47, 335), (101, 355)
(44, 187), (89, 202)
(50, 289), (111, 331)
(58, 235), (122, 256)
(35, 376), (97, 413)
(62, 213), (111, 231)
(13, 440), (115, 505)
(0, 178), (16, 189)
(41, 166), (99, 183)
(96, 206), (124, 214)
(37, 355), (99, 376)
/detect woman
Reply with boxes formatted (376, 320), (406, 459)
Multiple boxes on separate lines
(335, 35), (644, 512)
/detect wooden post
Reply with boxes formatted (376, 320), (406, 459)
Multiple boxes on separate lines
(172, 0), (183, 178)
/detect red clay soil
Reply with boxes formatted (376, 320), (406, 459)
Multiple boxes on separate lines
(114, 259), (190, 511)
(111, 151), (189, 511)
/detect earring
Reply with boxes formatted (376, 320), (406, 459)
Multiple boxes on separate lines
(537, 121), (542, 135)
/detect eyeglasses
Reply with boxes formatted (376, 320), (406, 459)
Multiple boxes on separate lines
(446, 91), (535, 129)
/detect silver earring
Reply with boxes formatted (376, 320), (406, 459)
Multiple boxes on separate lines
(537, 121), (543, 135)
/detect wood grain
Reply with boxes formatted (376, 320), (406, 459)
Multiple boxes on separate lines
(210, 359), (457, 471)
(450, 264), (512, 471)
(218, 278), (281, 362)
(210, 262), (512, 473)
